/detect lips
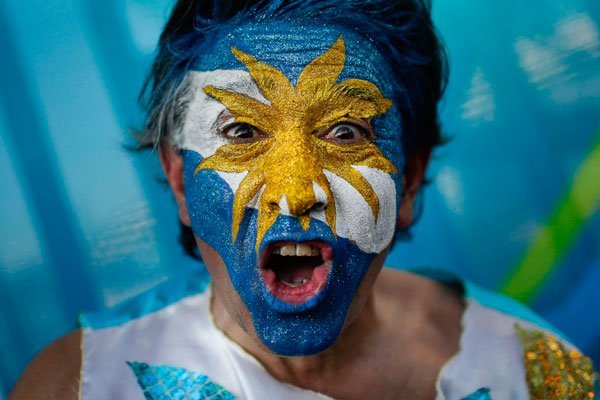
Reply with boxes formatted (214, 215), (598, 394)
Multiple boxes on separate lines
(260, 241), (333, 306)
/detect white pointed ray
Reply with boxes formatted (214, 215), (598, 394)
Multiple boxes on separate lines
(178, 71), (397, 253)
(324, 166), (397, 254)
(215, 167), (395, 254)
(278, 195), (290, 215)
(174, 70), (269, 157)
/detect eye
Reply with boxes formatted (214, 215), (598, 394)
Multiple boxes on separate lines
(222, 123), (264, 141)
(318, 122), (372, 143)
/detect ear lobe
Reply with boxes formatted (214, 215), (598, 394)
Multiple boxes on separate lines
(159, 143), (191, 227)
(397, 148), (431, 229)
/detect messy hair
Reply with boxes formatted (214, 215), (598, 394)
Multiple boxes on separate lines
(139, 0), (449, 258)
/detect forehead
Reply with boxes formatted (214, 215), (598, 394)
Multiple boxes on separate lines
(194, 21), (394, 97)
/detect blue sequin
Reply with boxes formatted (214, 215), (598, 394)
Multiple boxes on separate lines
(127, 362), (236, 400)
(461, 387), (492, 400)
(150, 385), (167, 396)
(189, 392), (201, 400)
(215, 391), (235, 400)
(142, 372), (159, 386)
(202, 382), (218, 396)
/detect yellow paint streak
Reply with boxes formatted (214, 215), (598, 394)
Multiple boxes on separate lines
(197, 36), (397, 251)
(298, 215), (311, 231)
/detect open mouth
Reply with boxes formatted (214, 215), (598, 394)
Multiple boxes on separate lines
(260, 241), (333, 305)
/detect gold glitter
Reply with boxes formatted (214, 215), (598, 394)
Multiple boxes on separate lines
(515, 324), (596, 399)
(196, 36), (396, 251)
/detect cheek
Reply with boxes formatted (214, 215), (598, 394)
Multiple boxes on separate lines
(196, 238), (254, 331)
(183, 151), (237, 254)
(183, 150), (262, 304)
(326, 167), (398, 254)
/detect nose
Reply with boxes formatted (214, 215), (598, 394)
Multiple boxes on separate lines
(311, 201), (326, 212)
(265, 191), (326, 217)
(260, 134), (330, 229)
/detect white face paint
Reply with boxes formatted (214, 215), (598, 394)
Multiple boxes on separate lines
(176, 70), (397, 254)
(172, 70), (269, 157)
(179, 31), (406, 356)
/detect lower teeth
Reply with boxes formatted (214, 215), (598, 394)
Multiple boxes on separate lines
(281, 278), (309, 288)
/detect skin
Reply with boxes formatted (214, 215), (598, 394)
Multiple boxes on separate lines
(9, 330), (81, 400)
(10, 144), (465, 400)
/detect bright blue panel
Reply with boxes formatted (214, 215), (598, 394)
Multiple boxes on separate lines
(0, 0), (200, 393)
(0, 108), (68, 394)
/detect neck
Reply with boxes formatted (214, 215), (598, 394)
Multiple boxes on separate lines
(210, 269), (464, 398)
(211, 285), (379, 381)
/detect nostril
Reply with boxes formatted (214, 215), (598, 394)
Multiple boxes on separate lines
(312, 202), (326, 212)
(268, 201), (280, 211)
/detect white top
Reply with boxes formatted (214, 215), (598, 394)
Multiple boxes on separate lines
(80, 285), (570, 400)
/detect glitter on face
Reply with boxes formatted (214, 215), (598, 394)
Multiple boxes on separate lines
(180, 22), (405, 355)
(515, 325), (596, 399)
(196, 37), (396, 252)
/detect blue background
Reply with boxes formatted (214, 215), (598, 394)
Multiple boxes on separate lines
(0, 0), (598, 397)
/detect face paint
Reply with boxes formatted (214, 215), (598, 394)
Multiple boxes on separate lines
(178, 23), (405, 355)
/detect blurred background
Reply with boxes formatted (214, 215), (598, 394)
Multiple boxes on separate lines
(0, 0), (599, 397)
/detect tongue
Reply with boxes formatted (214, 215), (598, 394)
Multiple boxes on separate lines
(275, 263), (314, 286)
(261, 251), (332, 305)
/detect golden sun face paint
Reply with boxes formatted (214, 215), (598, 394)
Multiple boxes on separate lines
(195, 37), (397, 251)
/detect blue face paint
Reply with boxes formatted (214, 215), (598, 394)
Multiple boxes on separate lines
(180, 22), (405, 355)
(184, 151), (375, 354)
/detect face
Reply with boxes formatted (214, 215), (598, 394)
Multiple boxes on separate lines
(171, 22), (406, 356)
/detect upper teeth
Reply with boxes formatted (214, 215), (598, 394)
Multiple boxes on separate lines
(272, 243), (320, 257)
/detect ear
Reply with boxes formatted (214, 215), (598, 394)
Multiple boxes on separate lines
(159, 142), (191, 227)
(397, 147), (431, 229)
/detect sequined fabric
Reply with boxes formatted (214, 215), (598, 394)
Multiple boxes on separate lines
(516, 325), (596, 399)
(461, 387), (491, 400)
(127, 362), (235, 400)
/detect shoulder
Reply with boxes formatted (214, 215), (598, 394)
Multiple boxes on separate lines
(9, 330), (82, 400)
(375, 267), (465, 321)
(375, 268), (465, 343)
(378, 268), (597, 398)
(448, 295), (597, 398)
(77, 282), (215, 399)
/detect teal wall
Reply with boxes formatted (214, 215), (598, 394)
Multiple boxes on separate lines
(0, 0), (599, 396)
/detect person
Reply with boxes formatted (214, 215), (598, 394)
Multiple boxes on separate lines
(10, 0), (597, 399)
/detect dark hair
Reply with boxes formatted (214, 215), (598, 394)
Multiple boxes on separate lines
(139, 0), (448, 259)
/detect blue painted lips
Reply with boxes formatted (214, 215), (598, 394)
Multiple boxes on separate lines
(258, 240), (334, 313)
